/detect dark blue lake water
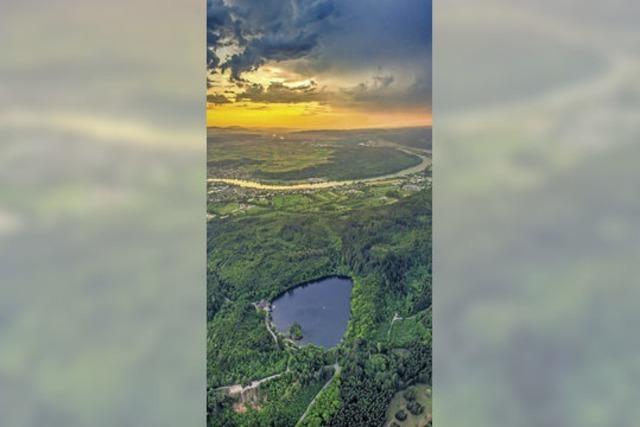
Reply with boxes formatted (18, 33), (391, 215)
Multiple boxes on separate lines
(271, 276), (353, 348)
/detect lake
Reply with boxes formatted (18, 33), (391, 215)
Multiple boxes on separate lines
(271, 276), (353, 348)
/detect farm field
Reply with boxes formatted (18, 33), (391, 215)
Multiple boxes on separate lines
(207, 127), (430, 183)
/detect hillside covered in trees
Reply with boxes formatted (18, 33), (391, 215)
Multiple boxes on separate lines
(207, 173), (432, 426)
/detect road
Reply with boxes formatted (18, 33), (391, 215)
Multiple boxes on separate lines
(265, 318), (279, 347)
(296, 363), (341, 426)
(215, 361), (341, 425)
(214, 370), (286, 396)
(387, 312), (418, 339)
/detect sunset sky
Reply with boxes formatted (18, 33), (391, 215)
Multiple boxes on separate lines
(206, 0), (432, 129)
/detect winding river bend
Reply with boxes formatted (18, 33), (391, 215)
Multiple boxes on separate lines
(207, 147), (430, 191)
(271, 276), (353, 348)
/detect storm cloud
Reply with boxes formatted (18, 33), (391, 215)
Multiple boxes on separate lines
(340, 74), (431, 112)
(309, 0), (431, 73)
(207, 93), (231, 104)
(207, 0), (432, 112)
(207, 0), (337, 80)
(236, 81), (327, 104)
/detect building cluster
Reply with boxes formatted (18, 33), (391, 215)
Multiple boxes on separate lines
(207, 170), (431, 220)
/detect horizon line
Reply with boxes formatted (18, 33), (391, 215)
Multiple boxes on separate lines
(206, 124), (432, 132)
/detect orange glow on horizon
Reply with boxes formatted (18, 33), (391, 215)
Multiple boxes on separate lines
(206, 103), (431, 130)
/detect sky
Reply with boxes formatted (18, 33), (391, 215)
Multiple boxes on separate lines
(206, 0), (432, 129)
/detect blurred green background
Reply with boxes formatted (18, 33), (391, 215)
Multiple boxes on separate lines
(435, 1), (640, 426)
(0, 0), (205, 425)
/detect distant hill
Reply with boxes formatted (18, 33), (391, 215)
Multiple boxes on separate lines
(207, 126), (432, 151)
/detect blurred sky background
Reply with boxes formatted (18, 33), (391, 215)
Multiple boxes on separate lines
(435, 0), (640, 426)
(0, 0), (205, 425)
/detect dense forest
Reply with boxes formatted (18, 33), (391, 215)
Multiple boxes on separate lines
(207, 181), (431, 426)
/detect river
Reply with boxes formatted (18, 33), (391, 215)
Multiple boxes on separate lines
(207, 147), (430, 191)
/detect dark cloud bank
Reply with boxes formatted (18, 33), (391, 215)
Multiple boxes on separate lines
(207, 0), (432, 110)
(207, 0), (337, 80)
(236, 81), (327, 104)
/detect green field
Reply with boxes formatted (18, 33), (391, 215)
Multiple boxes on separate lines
(388, 310), (432, 349)
(385, 384), (432, 427)
(207, 127), (429, 183)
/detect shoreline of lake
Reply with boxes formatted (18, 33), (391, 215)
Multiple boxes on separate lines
(270, 276), (354, 348)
